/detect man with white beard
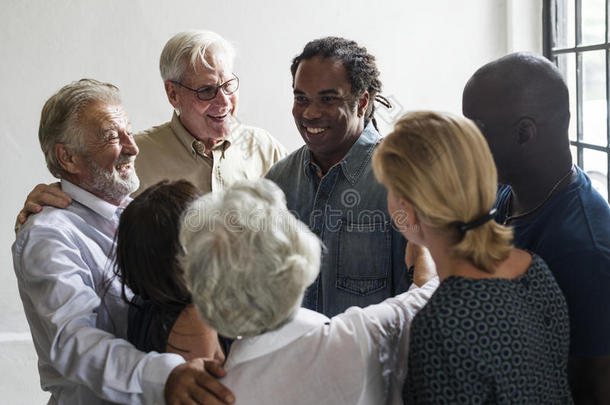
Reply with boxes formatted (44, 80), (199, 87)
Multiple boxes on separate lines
(12, 79), (234, 405)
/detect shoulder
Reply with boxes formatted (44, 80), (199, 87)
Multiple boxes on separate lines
(265, 146), (308, 181)
(134, 121), (173, 148)
(13, 206), (87, 264)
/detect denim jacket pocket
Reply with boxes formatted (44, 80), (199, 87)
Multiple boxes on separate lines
(336, 219), (391, 296)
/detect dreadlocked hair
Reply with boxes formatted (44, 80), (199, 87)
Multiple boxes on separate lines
(291, 36), (384, 130)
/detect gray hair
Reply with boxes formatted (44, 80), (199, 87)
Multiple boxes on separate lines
(39, 78), (121, 178)
(180, 179), (321, 339)
(159, 30), (236, 82)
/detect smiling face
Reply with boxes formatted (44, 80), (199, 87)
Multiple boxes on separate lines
(292, 56), (368, 170)
(166, 57), (238, 146)
(74, 102), (140, 204)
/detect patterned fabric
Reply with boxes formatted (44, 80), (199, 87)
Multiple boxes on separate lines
(404, 254), (573, 404)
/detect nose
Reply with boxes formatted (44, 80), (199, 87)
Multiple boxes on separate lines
(212, 87), (231, 109)
(302, 101), (322, 120)
(120, 132), (139, 157)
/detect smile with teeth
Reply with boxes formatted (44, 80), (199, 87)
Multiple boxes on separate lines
(305, 127), (326, 134)
(116, 163), (132, 170)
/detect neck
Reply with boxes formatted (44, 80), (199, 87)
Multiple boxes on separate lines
(64, 175), (124, 206)
(424, 229), (494, 281)
(507, 158), (574, 216)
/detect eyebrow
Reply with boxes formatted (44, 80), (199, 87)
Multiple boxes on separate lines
(293, 89), (340, 95)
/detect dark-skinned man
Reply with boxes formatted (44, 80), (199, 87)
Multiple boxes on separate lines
(463, 52), (610, 405)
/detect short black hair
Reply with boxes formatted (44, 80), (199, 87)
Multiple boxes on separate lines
(291, 37), (384, 129)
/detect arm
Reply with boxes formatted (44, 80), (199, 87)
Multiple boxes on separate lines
(15, 182), (71, 226)
(13, 224), (233, 405)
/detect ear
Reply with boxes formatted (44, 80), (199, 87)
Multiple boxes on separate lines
(164, 80), (181, 109)
(516, 117), (536, 145)
(54, 144), (82, 175)
(398, 198), (420, 232)
(357, 92), (370, 117)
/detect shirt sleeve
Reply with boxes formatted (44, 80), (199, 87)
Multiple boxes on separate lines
(335, 277), (439, 403)
(12, 224), (185, 405)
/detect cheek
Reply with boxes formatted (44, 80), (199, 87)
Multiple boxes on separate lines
(227, 94), (239, 116)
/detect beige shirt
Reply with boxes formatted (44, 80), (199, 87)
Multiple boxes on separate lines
(134, 113), (287, 195)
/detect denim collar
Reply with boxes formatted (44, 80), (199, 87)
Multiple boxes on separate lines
(302, 122), (380, 186)
(60, 179), (131, 220)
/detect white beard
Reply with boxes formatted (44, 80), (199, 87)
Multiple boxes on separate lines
(83, 156), (140, 204)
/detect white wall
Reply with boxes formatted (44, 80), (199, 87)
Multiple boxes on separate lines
(0, 0), (541, 402)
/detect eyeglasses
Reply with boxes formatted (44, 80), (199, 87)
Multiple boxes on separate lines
(171, 75), (239, 101)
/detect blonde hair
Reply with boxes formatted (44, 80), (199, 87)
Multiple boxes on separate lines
(372, 111), (513, 273)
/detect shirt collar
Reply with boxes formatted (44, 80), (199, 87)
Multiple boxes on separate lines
(61, 179), (131, 220)
(224, 308), (329, 370)
(302, 122), (380, 185)
(169, 112), (232, 158)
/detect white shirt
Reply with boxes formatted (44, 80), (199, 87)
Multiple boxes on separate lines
(12, 180), (184, 405)
(222, 278), (439, 405)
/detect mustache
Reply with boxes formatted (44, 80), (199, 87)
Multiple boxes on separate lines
(115, 154), (135, 166)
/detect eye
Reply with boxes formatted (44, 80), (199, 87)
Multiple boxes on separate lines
(294, 95), (309, 104)
(321, 96), (339, 103)
(196, 86), (216, 98)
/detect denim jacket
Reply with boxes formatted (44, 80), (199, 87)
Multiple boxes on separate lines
(266, 123), (410, 317)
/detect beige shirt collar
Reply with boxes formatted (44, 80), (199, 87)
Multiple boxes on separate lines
(169, 112), (233, 157)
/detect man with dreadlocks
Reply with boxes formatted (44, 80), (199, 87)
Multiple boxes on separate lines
(266, 37), (415, 317)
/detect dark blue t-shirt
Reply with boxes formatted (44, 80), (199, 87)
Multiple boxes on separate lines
(495, 167), (610, 356)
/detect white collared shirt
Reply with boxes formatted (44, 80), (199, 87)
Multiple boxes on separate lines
(221, 278), (439, 405)
(12, 180), (184, 405)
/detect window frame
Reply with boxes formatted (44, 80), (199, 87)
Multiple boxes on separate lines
(543, 0), (610, 202)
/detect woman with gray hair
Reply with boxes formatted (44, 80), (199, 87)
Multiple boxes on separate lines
(180, 178), (438, 404)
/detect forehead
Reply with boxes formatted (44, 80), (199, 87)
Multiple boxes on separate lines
(80, 102), (129, 133)
(183, 56), (234, 86)
(294, 56), (351, 94)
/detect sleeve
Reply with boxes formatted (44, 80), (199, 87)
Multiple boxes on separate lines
(545, 248), (610, 356)
(336, 278), (439, 402)
(12, 225), (185, 405)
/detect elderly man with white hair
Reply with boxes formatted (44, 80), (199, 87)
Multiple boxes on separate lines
(12, 79), (234, 405)
(180, 179), (439, 405)
(16, 30), (286, 221)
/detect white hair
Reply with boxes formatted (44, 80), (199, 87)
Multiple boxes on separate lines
(39, 78), (121, 178)
(180, 179), (321, 339)
(159, 30), (236, 81)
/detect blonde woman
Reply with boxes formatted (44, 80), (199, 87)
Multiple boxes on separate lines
(372, 111), (572, 404)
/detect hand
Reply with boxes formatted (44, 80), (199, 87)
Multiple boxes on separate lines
(406, 242), (437, 287)
(16, 183), (71, 225)
(165, 358), (235, 405)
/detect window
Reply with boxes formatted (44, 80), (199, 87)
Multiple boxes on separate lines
(544, 0), (610, 202)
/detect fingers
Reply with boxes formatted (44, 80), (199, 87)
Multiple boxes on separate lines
(30, 183), (72, 208)
(194, 371), (234, 404)
(204, 361), (227, 378)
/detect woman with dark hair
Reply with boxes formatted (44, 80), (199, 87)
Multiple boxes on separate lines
(114, 180), (224, 361)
